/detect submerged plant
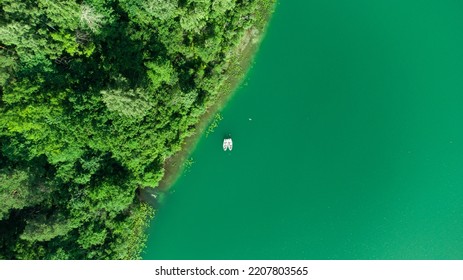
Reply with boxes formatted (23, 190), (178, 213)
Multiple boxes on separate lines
(206, 113), (223, 137)
(182, 157), (195, 172)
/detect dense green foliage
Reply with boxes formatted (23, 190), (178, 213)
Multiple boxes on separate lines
(0, 0), (274, 259)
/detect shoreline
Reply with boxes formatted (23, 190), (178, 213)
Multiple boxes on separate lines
(140, 1), (277, 202)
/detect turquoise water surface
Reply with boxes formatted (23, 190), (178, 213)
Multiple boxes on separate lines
(144, 0), (463, 259)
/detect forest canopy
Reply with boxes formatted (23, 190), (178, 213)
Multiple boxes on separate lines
(0, 0), (274, 259)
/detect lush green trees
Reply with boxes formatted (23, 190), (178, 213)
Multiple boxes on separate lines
(0, 168), (46, 220)
(0, 0), (274, 259)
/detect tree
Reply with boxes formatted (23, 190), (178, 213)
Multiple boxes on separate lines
(101, 87), (153, 119)
(145, 60), (177, 90)
(20, 213), (79, 242)
(143, 0), (178, 21)
(180, 0), (210, 33)
(79, 4), (105, 33)
(0, 168), (50, 220)
(212, 0), (235, 16)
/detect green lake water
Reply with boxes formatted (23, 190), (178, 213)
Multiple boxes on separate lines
(144, 0), (463, 259)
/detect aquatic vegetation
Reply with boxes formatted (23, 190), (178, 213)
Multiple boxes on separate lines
(206, 113), (224, 137)
(182, 157), (195, 171)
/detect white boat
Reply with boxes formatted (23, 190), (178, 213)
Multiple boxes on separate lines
(223, 138), (233, 151)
